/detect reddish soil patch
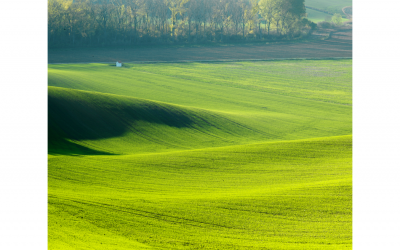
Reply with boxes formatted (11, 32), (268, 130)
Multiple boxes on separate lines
(48, 27), (352, 64)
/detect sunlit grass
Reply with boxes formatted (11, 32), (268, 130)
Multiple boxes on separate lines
(49, 136), (352, 249)
(48, 60), (352, 155)
(48, 59), (352, 249)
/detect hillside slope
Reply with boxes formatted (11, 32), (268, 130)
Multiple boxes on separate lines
(49, 135), (352, 249)
(306, 0), (352, 14)
(48, 61), (352, 155)
(49, 86), (266, 155)
(306, 0), (352, 22)
(48, 59), (352, 249)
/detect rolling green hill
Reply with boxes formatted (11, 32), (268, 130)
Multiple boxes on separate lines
(48, 59), (352, 249)
(306, 0), (352, 13)
(306, 0), (352, 22)
(48, 60), (351, 155)
(49, 135), (352, 250)
(48, 86), (266, 155)
(306, 8), (334, 23)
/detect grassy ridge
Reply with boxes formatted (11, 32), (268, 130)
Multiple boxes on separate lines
(306, 0), (352, 8)
(48, 60), (351, 155)
(305, 0), (352, 22)
(48, 61), (352, 106)
(306, 9), (349, 23)
(306, 8), (334, 23)
(49, 136), (352, 249)
(49, 86), (265, 155)
(48, 59), (352, 249)
(306, 0), (352, 13)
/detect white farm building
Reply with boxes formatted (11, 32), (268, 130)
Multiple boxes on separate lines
(116, 61), (122, 67)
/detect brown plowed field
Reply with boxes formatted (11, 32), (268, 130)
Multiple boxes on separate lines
(48, 27), (352, 64)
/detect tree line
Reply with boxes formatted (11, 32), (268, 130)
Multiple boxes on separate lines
(48, 0), (315, 48)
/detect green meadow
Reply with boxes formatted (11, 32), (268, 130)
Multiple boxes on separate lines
(305, 0), (351, 22)
(306, 0), (351, 14)
(306, 8), (333, 23)
(48, 59), (352, 249)
(306, 9), (349, 23)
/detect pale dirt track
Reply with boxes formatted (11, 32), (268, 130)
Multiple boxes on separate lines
(48, 26), (352, 64)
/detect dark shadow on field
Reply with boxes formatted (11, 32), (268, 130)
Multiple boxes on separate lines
(48, 138), (115, 156)
(48, 89), (195, 155)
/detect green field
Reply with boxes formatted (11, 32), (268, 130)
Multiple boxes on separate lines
(306, 9), (333, 23)
(306, 9), (349, 23)
(306, 0), (352, 13)
(305, 0), (352, 22)
(49, 59), (352, 249)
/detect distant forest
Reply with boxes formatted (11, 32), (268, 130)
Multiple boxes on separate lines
(48, 0), (315, 47)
